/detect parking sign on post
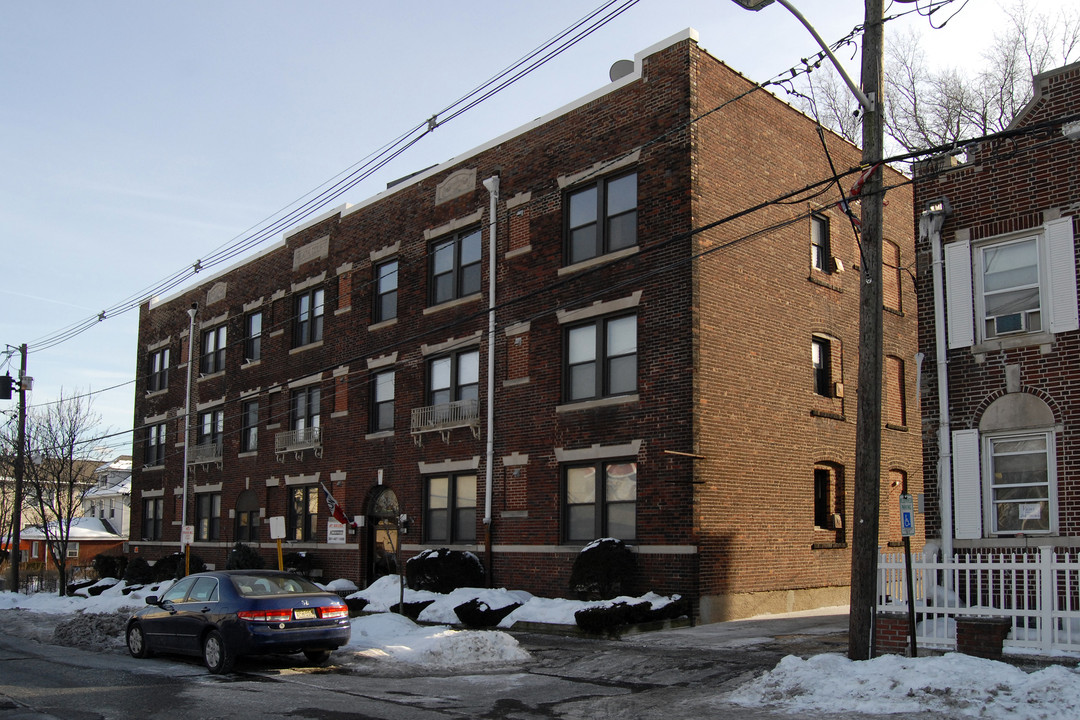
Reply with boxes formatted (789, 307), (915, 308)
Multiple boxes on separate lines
(899, 494), (915, 537)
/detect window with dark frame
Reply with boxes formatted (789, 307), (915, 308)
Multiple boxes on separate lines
(563, 461), (637, 542)
(372, 369), (395, 432)
(430, 228), (481, 305)
(240, 399), (259, 452)
(144, 423), (167, 467)
(244, 311), (262, 362)
(200, 325), (226, 374)
(148, 348), (169, 392)
(566, 171), (637, 265)
(424, 473), (477, 543)
(235, 489), (260, 543)
(814, 467), (832, 528)
(428, 349), (479, 406)
(195, 493), (221, 542)
(288, 485), (318, 541)
(811, 213), (831, 272)
(290, 386), (320, 433)
(564, 314), (637, 402)
(142, 497), (163, 540)
(293, 288), (325, 347)
(197, 408), (224, 450)
(812, 336), (832, 397)
(375, 260), (398, 323)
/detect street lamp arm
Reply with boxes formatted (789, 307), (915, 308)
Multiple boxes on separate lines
(733, 0), (875, 112)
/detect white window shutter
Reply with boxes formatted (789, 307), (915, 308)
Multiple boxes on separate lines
(952, 429), (983, 540)
(944, 240), (974, 348)
(1046, 217), (1079, 334)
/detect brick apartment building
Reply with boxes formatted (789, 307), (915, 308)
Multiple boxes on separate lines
(914, 62), (1080, 555)
(128, 29), (919, 622)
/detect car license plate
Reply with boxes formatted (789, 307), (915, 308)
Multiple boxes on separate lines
(293, 608), (316, 620)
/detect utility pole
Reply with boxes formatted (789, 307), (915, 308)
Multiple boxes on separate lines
(8, 344), (27, 593)
(849, 0), (885, 661)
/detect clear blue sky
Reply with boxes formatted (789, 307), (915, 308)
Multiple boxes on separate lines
(0, 0), (1044, 451)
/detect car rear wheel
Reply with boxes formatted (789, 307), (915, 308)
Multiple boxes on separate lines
(303, 649), (332, 665)
(203, 630), (235, 674)
(126, 623), (152, 658)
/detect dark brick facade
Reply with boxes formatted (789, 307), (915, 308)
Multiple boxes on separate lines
(128, 31), (918, 622)
(914, 61), (1080, 550)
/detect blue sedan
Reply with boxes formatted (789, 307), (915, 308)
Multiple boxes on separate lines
(125, 570), (351, 673)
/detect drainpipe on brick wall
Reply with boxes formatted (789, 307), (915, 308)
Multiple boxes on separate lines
(180, 302), (198, 549)
(482, 175), (499, 585)
(922, 200), (953, 562)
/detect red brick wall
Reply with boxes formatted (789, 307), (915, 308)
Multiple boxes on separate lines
(915, 63), (1080, 542)
(127, 33), (920, 613)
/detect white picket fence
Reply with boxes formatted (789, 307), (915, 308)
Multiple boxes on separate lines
(877, 546), (1080, 654)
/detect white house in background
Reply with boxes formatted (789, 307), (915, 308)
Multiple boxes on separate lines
(81, 456), (132, 538)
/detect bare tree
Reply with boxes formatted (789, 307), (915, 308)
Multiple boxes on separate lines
(20, 392), (107, 595)
(798, 0), (1080, 153)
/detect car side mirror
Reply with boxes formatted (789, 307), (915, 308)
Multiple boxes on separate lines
(145, 595), (160, 606)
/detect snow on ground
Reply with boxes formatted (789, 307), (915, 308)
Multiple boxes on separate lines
(726, 651), (1080, 720)
(3, 578), (1080, 718)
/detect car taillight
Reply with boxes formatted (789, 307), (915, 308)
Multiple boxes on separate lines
(238, 609), (294, 623)
(318, 606), (349, 620)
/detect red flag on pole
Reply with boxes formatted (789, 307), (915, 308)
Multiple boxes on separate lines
(320, 482), (354, 527)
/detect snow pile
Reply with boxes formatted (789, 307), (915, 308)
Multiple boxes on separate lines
(346, 612), (529, 666)
(727, 652), (1080, 719)
(351, 575), (679, 627)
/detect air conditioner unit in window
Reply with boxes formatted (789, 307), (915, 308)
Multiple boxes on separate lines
(994, 313), (1026, 335)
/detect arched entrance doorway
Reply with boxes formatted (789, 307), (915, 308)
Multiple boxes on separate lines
(366, 488), (399, 586)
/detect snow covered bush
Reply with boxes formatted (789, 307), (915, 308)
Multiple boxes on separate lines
(569, 538), (636, 600)
(406, 549), (484, 594)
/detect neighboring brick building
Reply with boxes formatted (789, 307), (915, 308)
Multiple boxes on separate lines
(128, 29), (919, 622)
(914, 62), (1080, 554)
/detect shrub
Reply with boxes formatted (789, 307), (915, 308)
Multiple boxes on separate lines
(568, 538), (636, 600)
(92, 554), (127, 580)
(225, 542), (266, 570)
(405, 548), (484, 594)
(454, 598), (521, 628)
(149, 552), (206, 581)
(123, 557), (154, 584)
(391, 599), (434, 620)
(283, 551), (314, 577)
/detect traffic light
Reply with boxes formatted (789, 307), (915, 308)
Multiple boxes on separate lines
(0, 374), (13, 400)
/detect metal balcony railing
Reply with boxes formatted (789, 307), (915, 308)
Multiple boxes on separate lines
(190, 439), (223, 468)
(275, 426), (323, 461)
(410, 399), (480, 446)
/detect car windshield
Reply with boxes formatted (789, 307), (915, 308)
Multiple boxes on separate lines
(231, 574), (323, 597)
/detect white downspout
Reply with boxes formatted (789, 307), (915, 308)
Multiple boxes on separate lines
(482, 176), (499, 536)
(923, 202), (953, 561)
(181, 302), (198, 547)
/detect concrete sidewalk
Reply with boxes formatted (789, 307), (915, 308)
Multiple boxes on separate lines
(627, 605), (851, 655)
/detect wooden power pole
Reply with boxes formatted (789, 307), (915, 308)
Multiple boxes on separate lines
(849, 0), (886, 661)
